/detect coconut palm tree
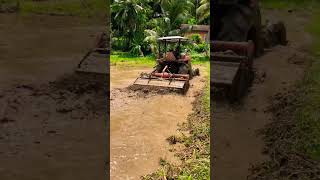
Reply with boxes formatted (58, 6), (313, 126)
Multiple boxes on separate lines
(196, 0), (209, 23)
(111, 0), (146, 49)
(162, 0), (194, 30)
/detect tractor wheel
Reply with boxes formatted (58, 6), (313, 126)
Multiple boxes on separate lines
(182, 80), (190, 94)
(216, 4), (263, 57)
(275, 21), (287, 46)
(216, 4), (252, 41)
(193, 68), (200, 76)
(178, 64), (189, 74)
(155, 64), (164, 72)
(227, 68), (249, 102)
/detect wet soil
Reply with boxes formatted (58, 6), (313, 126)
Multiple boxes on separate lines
(213, 9), (312, 180)
(0, 14), (107, 180)
(0, 13), (105, 88)
(110, 65), (208, 179)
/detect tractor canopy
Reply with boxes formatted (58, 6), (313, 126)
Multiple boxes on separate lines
(157, 36), (190, 62)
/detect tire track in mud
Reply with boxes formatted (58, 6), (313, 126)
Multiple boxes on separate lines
(213, 9), (312, 180)
(110, 65), (208, 180)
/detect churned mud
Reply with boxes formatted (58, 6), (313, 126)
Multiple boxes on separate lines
(0, 14), (106, 180)
(0, 13), (104, 88)
(110, 65), (208, 179)
(213, 9), (312, 180)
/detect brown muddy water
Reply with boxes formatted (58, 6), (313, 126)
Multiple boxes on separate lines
(0, 14), (106, 180)
(0, 13), (105, 88)
(110, 65), (208, 179)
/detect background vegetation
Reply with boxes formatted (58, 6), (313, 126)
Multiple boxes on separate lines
(111, 0), (210, 58)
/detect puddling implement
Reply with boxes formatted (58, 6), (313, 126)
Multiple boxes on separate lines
(133, 71), (190, 92)
(211, 41), (255, 101)
(133, 36), (199, 94)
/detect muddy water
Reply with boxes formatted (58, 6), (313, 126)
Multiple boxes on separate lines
(0, 13), (105, 88)
(110, 65), (207, 179)
(110, 66), (150, 89)
(0, 14), (106, 180)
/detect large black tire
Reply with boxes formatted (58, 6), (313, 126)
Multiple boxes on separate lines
(155, 64), (164, 72)
(227, 67), (251, 102)
(275, 21), (287, 46)
(216, 4), (263, 57)
(178, 64), (189, 74)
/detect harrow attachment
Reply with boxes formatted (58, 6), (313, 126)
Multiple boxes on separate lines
(133, 72), (190, 93)
(211, 41), (255, 101)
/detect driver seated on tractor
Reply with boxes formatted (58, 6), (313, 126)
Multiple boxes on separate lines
(165, 47), (180, 61)
(173, 47), (180, 59)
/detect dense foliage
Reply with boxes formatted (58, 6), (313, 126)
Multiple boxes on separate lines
(111, 0), (210, 56)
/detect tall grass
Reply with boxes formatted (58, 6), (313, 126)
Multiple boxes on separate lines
(295, 7), (320, 159)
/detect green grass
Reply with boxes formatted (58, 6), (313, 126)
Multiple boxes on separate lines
(295, 8), (320, 159)
(110, 51), (209, 68)
(1, 0), (107, 17)
(261, 0), (317, 9)
(110, 52), (155, 67)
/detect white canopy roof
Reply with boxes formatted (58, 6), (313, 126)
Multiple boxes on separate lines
(158, 36), (186, 40)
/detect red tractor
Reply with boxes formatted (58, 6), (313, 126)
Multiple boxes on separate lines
(133, 36), (199, 93)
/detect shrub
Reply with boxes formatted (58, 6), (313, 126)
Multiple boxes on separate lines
(190, 34), (203, 44)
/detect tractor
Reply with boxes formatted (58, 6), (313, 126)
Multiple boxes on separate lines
(133, 36), (199, 93)
(211, 0), (287, 101)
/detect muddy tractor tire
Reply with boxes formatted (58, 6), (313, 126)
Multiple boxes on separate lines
(193, 68), (200, 76)
(276, 21), (287, 46)
(262, 21), (287, 48)
(178, 64), (190, 74)
(215, 4), (264, 57)
(155, 64), (164, 72)
(227, 66), (252, 102)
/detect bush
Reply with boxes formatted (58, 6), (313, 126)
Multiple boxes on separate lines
(129, 44), (144, 57)
(190, 34), (203, 44)
(194, 42), (208, 53)
(111, 37), (127, 51)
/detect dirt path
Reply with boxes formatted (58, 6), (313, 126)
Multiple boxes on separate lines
(213, 9), (312, 179)
(110, 65), (208, 179)
(0, 14), (107, 180)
